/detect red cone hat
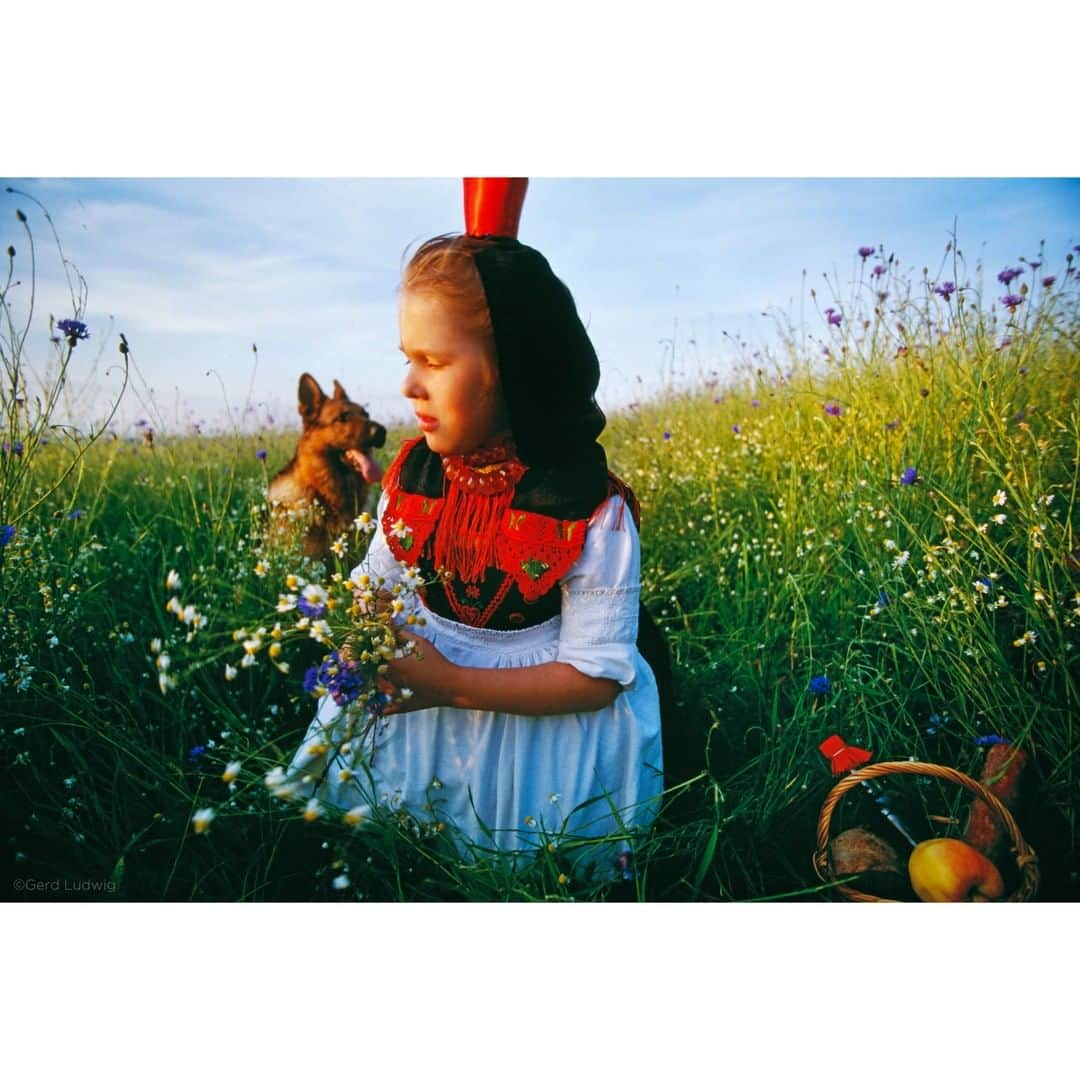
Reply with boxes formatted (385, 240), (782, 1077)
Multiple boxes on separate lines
(463, 178), (528, 238)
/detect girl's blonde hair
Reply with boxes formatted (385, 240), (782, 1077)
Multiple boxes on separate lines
(399, 233), (495, 338)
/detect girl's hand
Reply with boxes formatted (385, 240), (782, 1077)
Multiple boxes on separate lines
(381, 629), (459, 715)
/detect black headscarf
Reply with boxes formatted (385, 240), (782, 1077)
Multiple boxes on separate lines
(401, 235), (611, 520)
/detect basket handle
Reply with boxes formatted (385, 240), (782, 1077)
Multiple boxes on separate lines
(812, 760), (1040, 902)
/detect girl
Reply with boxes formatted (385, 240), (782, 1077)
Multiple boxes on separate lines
(289, 179), (668, 880)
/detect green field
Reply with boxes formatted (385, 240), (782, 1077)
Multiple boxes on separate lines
(3, 236), (1077, 901)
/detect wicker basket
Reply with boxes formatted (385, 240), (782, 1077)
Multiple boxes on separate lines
(812, 760), (1040, 902)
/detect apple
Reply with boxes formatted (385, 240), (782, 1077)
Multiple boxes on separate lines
(908, 838), (1005, 902)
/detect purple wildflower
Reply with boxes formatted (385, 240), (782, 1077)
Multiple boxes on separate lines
(188, 745), (207, 762)
(824, 308), (843, 327)
(858, 246), (875, 260)
(0, 524), (15, 547)
(662, 431), (671, 441)
(731, 423), (741, 435)
(1028, 260), (1041, 270)
(1001, 336), (1013, 348)
(56, 319), (90, 344)
(823, 400), (843, 417)
(933, 281), (956, 299)
(1041, 275), (1056, 288)
(256, 448), (268, 461)
(822, 346), (830, 356)
(4, 440), (23, 456)
(997, 267), (1023, 286)
(871, 264), (886, 278)
(303, 650), (365, 707)
(899, 467), (918, 486)
(808, 675), (832, 695)
(973, 734), (1012, 747)
(750, 398), (761, 408)
(296, 595), (327, 619)
(66, 508), (84, 520)
(885, 418), (901, 431)
(1019, 366), (1028, 376)
(1000, 294), (1024, 311)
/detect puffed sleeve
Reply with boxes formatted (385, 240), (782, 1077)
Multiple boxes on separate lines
(555, 495), (641, 690)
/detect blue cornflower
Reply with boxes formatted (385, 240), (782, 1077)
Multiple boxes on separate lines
(900, 467), (918, 486)
(997, 267), (1023, 286)
(933, 281), (956, 299)
(926, 712), (951, 736)
(823, 400), (843, 417)
(256, 448), (268, 461)
(66, 508), (84, 520)
(1000, 294), (1024, 311)
(56, 319), (90, 343)
(4, 440), (23, 456)
(858, 246), (875, 259)
(0, 524), (15, 547)
(296, 596), (327, 618)
(808, 675), (832, 695)
(877, 590), (890, 608)
(731, 423), (741, 435)
(974, 734), (1012, 747)
(662, 431), (671, 441)
(188, 745), (207, 762)
(304, 650), (365, 707)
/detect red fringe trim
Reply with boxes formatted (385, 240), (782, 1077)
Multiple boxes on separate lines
(433, 478), (518, 584)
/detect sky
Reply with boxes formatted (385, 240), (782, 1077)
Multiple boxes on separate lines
(2, 177), (1077, 436)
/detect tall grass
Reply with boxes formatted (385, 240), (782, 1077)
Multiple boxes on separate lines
(2, 215), (1077, 901)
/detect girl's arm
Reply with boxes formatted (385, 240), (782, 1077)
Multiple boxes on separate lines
(450, 655), (620, 714)
(383, 494), (641, 718)
(382, 630), (620, 716)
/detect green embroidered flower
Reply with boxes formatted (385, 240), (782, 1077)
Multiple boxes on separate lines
(521, 558), (550, 581)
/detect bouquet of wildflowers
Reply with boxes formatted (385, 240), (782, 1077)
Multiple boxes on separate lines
(158, 509), (431, 827)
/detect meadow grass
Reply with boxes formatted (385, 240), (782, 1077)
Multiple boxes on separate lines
(2, 232), (1077, 901)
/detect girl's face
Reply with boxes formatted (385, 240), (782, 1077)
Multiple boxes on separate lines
(399, 288), (510, 456)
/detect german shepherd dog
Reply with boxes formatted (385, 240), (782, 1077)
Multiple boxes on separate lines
(268, 373), (387, 560)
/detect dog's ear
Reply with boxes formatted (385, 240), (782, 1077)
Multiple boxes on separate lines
(332, 380), (350, 402)
(298, 373), (325, 424)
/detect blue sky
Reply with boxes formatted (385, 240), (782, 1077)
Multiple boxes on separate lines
(3, 177), (1077, 435)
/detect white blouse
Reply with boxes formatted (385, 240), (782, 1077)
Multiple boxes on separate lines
(288, 491), (664, 882)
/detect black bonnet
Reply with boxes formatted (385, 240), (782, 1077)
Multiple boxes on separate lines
(471, 237), (607, 470)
